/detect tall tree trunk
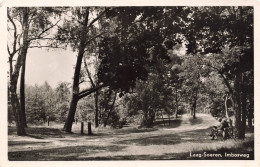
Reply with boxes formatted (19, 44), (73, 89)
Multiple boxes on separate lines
(233, 72), (243, 139)
(175, 104), (178, 118)
(224, 94), (231, 121)
(240, 73), (247, 139)
(161, 110), (165, 126)
(20, 62), (28, 128)
(64, 9), (90, 133)
(190, 102), (193, 116)
(64, 95), (79, 132)
(10, 86), (26, 136)
(175, 87), (178, 118)
(94, 91), (99, 127)
(193, 100), (196, 119)
(83, 55), (99, 127)
(168, 114), (171, 125)
(247, 97), (253, 128)
(9, 7), (30, 136)
(104, 91), (117, 127)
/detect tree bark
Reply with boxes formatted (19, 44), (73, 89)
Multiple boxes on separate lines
(104, 91), (117, 127)
(20, 61), (28, 128)
(9, 7), (30, 136)
(10, 88), (26, 136)
(94, 91), (99, 127)
(83, 56), (99, 127)
(233, 73), (243, 139)
(247, 97), (253, 128)
(161, 110), (165, 126)
(224, 94), (230, 121)
(175, 87), (178, 118)
(168, 114), (171, 125)
(240, 73), (247, 139)
(193, 100), (197, 119)
(64, 94), (79, 132)
(64, 9), (90, 133)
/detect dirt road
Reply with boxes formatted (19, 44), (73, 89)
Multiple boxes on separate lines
(9, 114), (251, 160)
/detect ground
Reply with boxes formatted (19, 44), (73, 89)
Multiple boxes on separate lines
(8, 114), (254, 160)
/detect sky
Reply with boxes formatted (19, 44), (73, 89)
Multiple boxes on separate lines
(25, 48), (76, 88)
(24, 44), (186, 89)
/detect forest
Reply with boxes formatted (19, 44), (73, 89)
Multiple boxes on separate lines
(7, 7), (254, 160)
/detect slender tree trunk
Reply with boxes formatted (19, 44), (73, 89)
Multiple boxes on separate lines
(9, 7), (29, 136)
(94, 91), (99, 127)
(175, 87), (178, 118)
(248, 97), (253, 128)
(233, 72), (243, 139)
(83, 55), (99, 127)
(224, 94), (231, 122)
(190, 103), (193, 116)
(151, 111), (155, 126)
(176, 104), (178, 118)
(193, 100), (196, 119)
(10, 87), (26, 136)
(161, 110), (165, 126)
(233, 96), (242, 139)
(240, 73), (247, 139)
(168, 114), (171, 125)
(20, 62), (28, 128)
(64, 95), (79, 132)
(63, 9), (89, 133)
(99, 105), (102, 124)
(104, 91), (117, 127)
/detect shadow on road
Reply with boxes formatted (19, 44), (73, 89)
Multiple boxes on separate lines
(8, 145), (127, 161)
(188, 117), (203, 125)
(8, 126), (64, 139)
(115, 133), (182, 146)
(154, 119), (182, 128)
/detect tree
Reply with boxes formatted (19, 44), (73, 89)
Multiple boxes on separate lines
(55, 82), (71, 122)
(180, 55), (202, 119)
(56, 7), (111, 133)
(83, 54), (100, 127)
(7, 7), (62, 135)
(57, 7), (190, 132)
(8, 7), (30, 135)
(184, 7), (253, 139)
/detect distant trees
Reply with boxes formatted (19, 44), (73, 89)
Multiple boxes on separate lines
(24, 81), (58, 123)
(8, 81), (71, 124)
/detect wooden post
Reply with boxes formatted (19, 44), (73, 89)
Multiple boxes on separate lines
(47, 116), (49, 126)
(81, 122), (84, 135)
(88, 122), (92, 135)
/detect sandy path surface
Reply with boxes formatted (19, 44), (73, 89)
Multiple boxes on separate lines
(9, 114), (218, 150)
(9, 114), (224, 160)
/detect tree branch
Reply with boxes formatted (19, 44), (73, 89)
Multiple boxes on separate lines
(204, 62), (234, 95)
(78, 84), (106, 99)
(7, 45), (11, 56)
(84, 32), (106, 46)
(83, 56), (95, 87)
(7, 11), (18, 56)
(28, 45), (61, 49)
(37, 20), (61, 39)
(87, 8), (109, 29)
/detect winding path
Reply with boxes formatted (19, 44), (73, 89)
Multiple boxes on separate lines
(9, 114), (224, 160)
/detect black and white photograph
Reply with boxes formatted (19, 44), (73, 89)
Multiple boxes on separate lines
(0, 1), (259, 165)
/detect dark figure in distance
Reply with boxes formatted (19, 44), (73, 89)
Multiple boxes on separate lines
(210, 118), (229, 140)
